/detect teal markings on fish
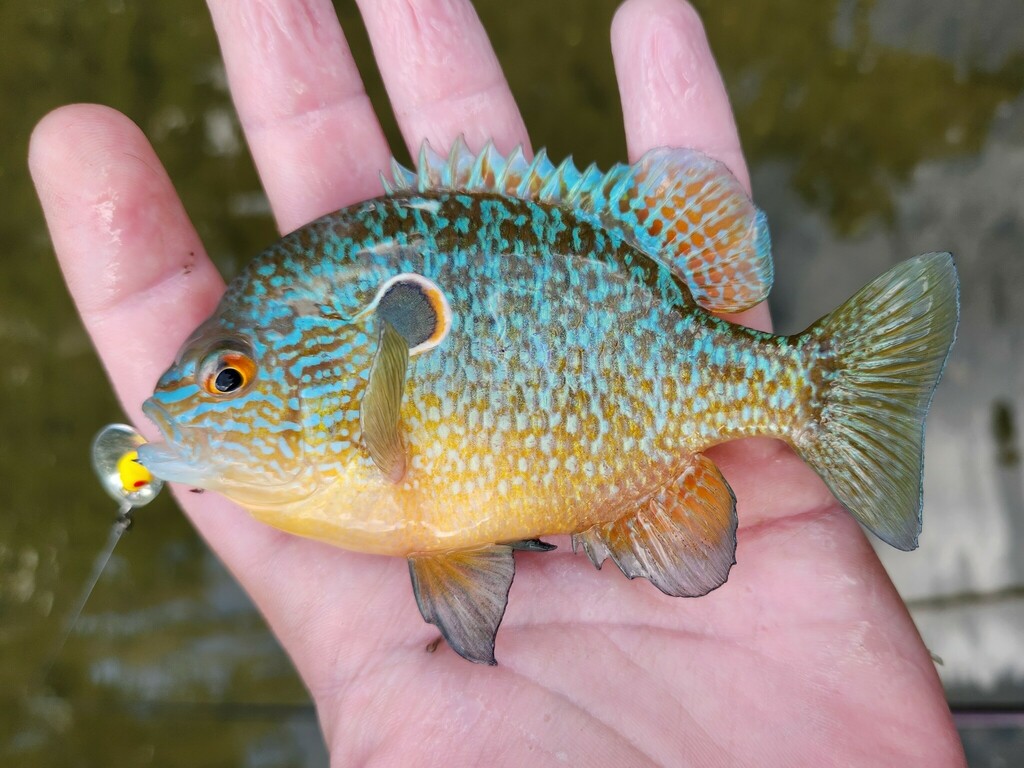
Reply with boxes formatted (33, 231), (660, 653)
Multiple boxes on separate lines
(137, 138), (959, 664)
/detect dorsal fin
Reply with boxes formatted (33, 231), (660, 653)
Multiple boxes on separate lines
(382, 139), (773, 313)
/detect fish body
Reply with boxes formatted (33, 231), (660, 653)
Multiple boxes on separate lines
(139, 141), (959, 664)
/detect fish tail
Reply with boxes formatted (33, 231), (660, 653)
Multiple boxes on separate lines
(793, 252), (959, 550)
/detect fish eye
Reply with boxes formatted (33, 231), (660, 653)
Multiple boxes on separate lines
(214, 367), (244, 393)
(199, 349), (257, 397)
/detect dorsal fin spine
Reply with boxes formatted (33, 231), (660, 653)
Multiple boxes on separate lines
(468, 141), (500, 191)
(416, 144), (430, 192)
(447, 136), (472, 187)
(516, 149), (552, 199)
(539, 157), (576, 202)
(572, 164), (605, 205)
(608, 170), (635, 211)
(390, 158), (415, 191)
(496, 146), (529, 191)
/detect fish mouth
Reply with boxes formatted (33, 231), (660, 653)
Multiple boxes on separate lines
(142, 399), (180, 443)
(139, 399), (213, 487)
(139, 398), (320, 505)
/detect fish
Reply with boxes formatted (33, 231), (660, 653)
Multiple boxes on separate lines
(137, 139), (959, 665)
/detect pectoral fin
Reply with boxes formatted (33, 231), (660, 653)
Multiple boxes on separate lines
(408, 545), (516, 665)
(360, 321), (409, 483)
(572, 453), (737, 597)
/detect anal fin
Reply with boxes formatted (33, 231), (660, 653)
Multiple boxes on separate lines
(408, 545), (515, 665)
(572, 453), (737, 597)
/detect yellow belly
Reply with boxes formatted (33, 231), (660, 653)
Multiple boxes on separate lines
(243, 444), (684, 557)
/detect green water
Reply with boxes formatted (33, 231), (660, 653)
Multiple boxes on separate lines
(2, 1), (1022, 764)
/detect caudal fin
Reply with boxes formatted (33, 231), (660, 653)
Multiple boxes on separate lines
(794, 253), (959, 550)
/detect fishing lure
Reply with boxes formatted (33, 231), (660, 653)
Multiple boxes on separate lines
(133, 140), (959, 664)
(46, 425), (164, 676)
(92, 423), (164, 513)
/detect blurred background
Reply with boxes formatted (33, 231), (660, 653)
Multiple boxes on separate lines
(1, 0), (1022, 764)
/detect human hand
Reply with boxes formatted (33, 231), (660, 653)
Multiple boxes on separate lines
(30, 0), (964, 763)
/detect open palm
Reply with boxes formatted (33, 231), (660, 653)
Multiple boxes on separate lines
(31, 0), (963, 764)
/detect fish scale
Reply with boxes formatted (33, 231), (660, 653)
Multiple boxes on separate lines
(161, 191), (807, 553)
(139, 140), (959, 664)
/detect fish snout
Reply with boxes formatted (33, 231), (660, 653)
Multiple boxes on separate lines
(138, 399), (211, 486)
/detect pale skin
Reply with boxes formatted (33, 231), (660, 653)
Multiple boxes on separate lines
(30, 0), (965, 764)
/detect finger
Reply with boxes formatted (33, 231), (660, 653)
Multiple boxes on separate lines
(207, 0), (392, 233)
(29, 104), (225, 404)
(28, 105), (278, 556)
(612, 0), (749, 189)
(29, 105), (385, 688)
(357, 0), (530, 155)
(611, 0), (769, 332)
(610, 0), (816, 533)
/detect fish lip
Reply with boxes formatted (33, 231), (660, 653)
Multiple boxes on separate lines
(139, 399), (210, 486)
(136, 442), (212, 486)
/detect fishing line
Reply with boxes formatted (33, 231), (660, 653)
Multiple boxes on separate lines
(39, 424), (164, 686)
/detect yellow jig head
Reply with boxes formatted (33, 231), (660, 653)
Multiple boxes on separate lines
(43, 425), (166, 682)
(91, 423), (164, 518)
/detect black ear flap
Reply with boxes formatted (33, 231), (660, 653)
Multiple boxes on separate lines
(373, 273), (451, 355)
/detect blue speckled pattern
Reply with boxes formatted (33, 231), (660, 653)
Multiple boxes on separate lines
(140, 141), (957, 558)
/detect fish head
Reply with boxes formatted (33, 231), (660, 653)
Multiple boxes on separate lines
(138, 315), (314, 507)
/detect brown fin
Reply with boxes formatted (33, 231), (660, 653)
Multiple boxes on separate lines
(572, 453), (737, 597)
(360, 321), (409, 483)
(408, 545), (515, 665)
